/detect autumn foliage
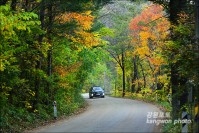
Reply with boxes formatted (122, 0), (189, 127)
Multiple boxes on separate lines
(129, 4), (170, 73)
(57, 11), (100, 48)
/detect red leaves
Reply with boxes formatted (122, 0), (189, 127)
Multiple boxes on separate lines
(129, 3), (170, 72)
(129, 4), (164, 34)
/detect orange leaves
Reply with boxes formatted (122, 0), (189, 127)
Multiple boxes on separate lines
(148, 57), (164, 67)
(143, 4), (163, 20)
(54, 62), (82, 78)
(57, 11), (99, 48)
(61, 11), (94, 30)
(129, 4), (170, 40)
(148, 56), (165, 73)
(54, 66), (67, 77)
(177, 12), (189, 23)
(129, 4), (163, 34)
(129, 3), (170, 70)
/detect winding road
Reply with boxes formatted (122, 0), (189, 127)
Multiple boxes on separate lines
(31, 94), (162, 132)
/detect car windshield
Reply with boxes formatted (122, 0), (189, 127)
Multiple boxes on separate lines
(93, 87), (102, 91)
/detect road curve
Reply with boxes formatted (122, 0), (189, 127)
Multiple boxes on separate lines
(31, 94), (162, 132)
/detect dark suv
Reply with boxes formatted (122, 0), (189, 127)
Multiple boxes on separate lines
(89, 86), (105, 98)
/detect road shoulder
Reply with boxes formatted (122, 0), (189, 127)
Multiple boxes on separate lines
(24, 101), (89, 133)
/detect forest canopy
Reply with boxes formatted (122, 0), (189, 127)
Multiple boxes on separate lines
(0, 0), (198, 132)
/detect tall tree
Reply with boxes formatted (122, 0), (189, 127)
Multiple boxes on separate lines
(98, 0), (144, 97)
(0, 0), (116, 131)
(149, 0), (196, 120)
(129, 3), (170, 92)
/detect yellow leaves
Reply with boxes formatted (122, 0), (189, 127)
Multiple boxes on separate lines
(158, 74), (170, 85)
(58, 80), (69, 88)
(136, 46), (150, 58)
(84, 10), (92, 15)
(148, 55), (165, 74)
(129, 3), (171, 74)
(57, 10), (99, 48)
(69, 30), (99, 48)
(140, 32), (150, 40)
(148, 56), (165, 66)
(25, 102), (32, 109)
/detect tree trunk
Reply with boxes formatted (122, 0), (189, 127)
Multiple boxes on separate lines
(170, 63), (180, 120)
(131, 56), (138, 93)
(47, 1), (53, 103)
(194, 0), (199, 132)
(169, 0), (188, 120)
(32, 0), (45, 110)
(11, 0), (17, 10)
(139, 61), (146, 88)
(47, 1), (53, 77)
(24, 0), (29, 12)
(122, 51), (125, 97)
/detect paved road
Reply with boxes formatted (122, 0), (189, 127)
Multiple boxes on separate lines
(31, 94), (162, 132)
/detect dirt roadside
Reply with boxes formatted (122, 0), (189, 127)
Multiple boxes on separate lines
(24, 102), (89, 133)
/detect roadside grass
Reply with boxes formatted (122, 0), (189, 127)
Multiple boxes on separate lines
(162, 122), (181, 133)
(112, 91), (171, 112)
(1, 95), (88, 132)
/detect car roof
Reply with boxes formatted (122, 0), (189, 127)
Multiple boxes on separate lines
(91, 86), (102, 90)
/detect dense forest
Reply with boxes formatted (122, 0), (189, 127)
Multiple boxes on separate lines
(0, 0), (198, 132)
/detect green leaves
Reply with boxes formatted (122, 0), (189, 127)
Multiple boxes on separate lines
(97, 27), (115, 37)
(0, 5), (40, 36)
(0, 4), (10, 14)
(15, 12), (40, 32)
(0, 4), (42, 71)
